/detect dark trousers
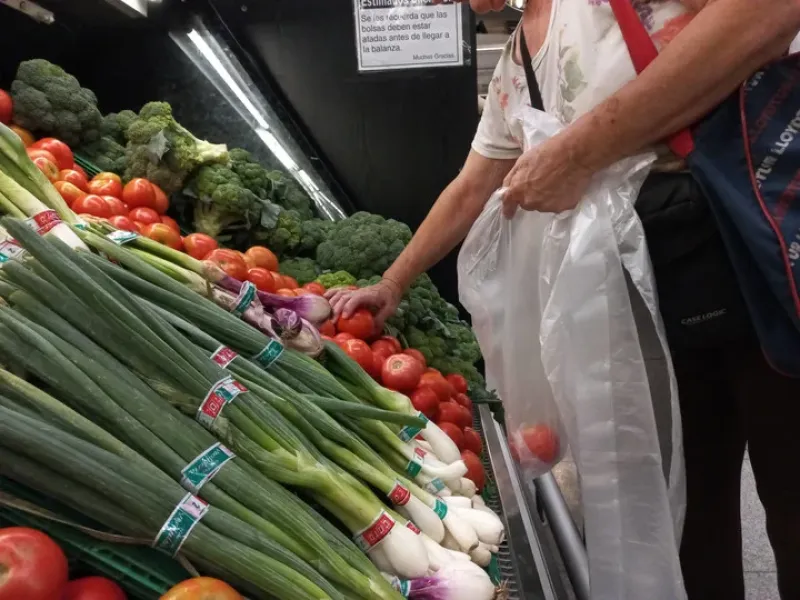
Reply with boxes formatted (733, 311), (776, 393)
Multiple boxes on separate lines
(675, 340), (800, 600)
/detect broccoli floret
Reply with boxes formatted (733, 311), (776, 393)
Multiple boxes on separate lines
(76, 136), (127, 174)
(280, 258), (319, 286)
(10, 59), (102, 146)
(100, 110), (137, 144)
(123, 101), (228, 193)
(255, 209), (302, 258)
(316, 212), (412, 280)
(187, 163), (279, 241)
(229, 148), (271, 199)
(267, 170), (315, 220)
(316, 271), (357, 289)
(298, 219), (335, 256)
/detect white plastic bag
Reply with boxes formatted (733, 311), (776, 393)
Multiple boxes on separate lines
(458, 107), (686, 599)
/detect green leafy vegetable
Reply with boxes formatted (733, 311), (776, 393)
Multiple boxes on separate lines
(316, 271), (356, 289)
(279, 258), (319, 286)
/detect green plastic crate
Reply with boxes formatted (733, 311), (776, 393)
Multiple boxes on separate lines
(0, 477), (188, 599)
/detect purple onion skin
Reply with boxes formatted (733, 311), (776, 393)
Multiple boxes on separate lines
(273, 308), (303, 337)
(407, 577), (449, 600)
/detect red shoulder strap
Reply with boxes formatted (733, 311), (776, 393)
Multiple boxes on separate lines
(608, 0), (695, 158)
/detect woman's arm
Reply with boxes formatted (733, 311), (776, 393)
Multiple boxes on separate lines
(567, 0), (800, 172)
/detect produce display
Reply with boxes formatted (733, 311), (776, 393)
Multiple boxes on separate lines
(0, 59), (504, 600)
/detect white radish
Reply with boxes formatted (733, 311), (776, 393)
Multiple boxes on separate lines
(441, 508), (479, 552)
(469, 542), (493, 567)
(443, 496), (472, 509)
(377, 523), (431, 578)
(457, 477), (477, 498)
(451, 507), (505, 546)
(418, 421), (462, 463)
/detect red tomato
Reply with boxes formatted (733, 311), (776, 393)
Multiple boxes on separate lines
(381, 354), (424, 392)
(461, 450), (485, 491)
(205, 249), (248, 281)
(143, 223), (182, 250)
(410, 386), (440, 421)
(275, 288), (297, 297)
(160, 215), (180, 234)
(62, 576), (126, 600)
(319, 320), (336, 337)
(9, 125), (35, 147)
(453, 393), (473, 413)
(454, 404), (472, 429)
(87, 177), (122, 198)
(521, 424), (560, 463)
(161, 577), (242, 600)
(32, 156), (59, 181)
(371, 340), (395, 366)
(247, 267), (276, 292)
(379, 335), (402, 354)
(31, 138), (73, 170)
(132, 221), (146, 234)
(103, 196), (128, 216)
(108, 215), (137, 232)
(92, 172), (122, 185)
(282, 276), (299, 289)
(321, 335), (335, 343)
(463, 427), (483, 456)
(437, 402), (464, 427)
(151, 183), (170, 214)
(72, 164), (88, 180)
(446, 374), (468, 395)
(245, 246), (279, 271)
(403, 348), (427, 369)
(122, 178), (156, 209)
(73, 194), (111, 218)
(26, 148), (57, 164)
(0, 90), (11, 125)
(418, 372), (455, 403)
(439, 421), (465, 450)
(183, 233), (218, 261)
(53, 180), (85, 208)
(341, 339), (375, 374)
(58, 169), (89, 192)
(294, 288), (314, 296)
(426, 367), (442, 377)
(128, 207), (160, 226)
(337, 309), (375, 340)
(0, 527), (68, 600)
(302, 282), (326, 296)
(333, 332), (355, 346)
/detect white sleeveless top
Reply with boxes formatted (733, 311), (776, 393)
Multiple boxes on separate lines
(472, 0), (695, 161)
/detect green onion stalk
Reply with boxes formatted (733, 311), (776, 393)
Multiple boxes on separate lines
(0, 405), (338, 600)
(1, 217), (432, 580)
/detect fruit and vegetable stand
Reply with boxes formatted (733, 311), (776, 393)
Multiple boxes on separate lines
(0, 4), (581, 599)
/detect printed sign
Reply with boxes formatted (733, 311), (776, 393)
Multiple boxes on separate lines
(353, 0), (464, 72)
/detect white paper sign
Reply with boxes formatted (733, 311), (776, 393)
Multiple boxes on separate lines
(354, 0), (464, 72)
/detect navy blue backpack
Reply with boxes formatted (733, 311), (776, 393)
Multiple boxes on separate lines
(612, 0), (800, 376)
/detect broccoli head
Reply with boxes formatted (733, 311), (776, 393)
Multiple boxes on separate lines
(187, 163), (278, 241)
(279, 258), (319, 286)
(10, 59), (102, 146)
(316, 271), (357, 289)
(316, 212), (411, 280)
(100, 110), (137, 144)
(298, 219), (335, 256)
(255, 209), (302, 258)
(124, 101), (228, 193)
(229, 148), (271, 199)
(76, 136), (127, 174)
(267, 170), (315, 220)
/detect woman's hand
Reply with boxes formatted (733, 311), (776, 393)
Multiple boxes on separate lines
(501, 134), (594, 218)
(325, 279), (403, 330)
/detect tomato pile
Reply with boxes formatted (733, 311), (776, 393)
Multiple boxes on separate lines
(0, 526), (126, 600)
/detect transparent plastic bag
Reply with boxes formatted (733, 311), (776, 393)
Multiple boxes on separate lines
(458, 107), (686, 599)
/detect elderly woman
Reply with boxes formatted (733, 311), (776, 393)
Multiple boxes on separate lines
(329, 0), (800, 597)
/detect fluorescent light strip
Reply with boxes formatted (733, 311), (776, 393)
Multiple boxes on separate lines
(256, 128), (298, 172)
(187, 29), (270, 130)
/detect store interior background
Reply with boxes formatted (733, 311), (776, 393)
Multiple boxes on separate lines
(0, 0), (781, 597)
